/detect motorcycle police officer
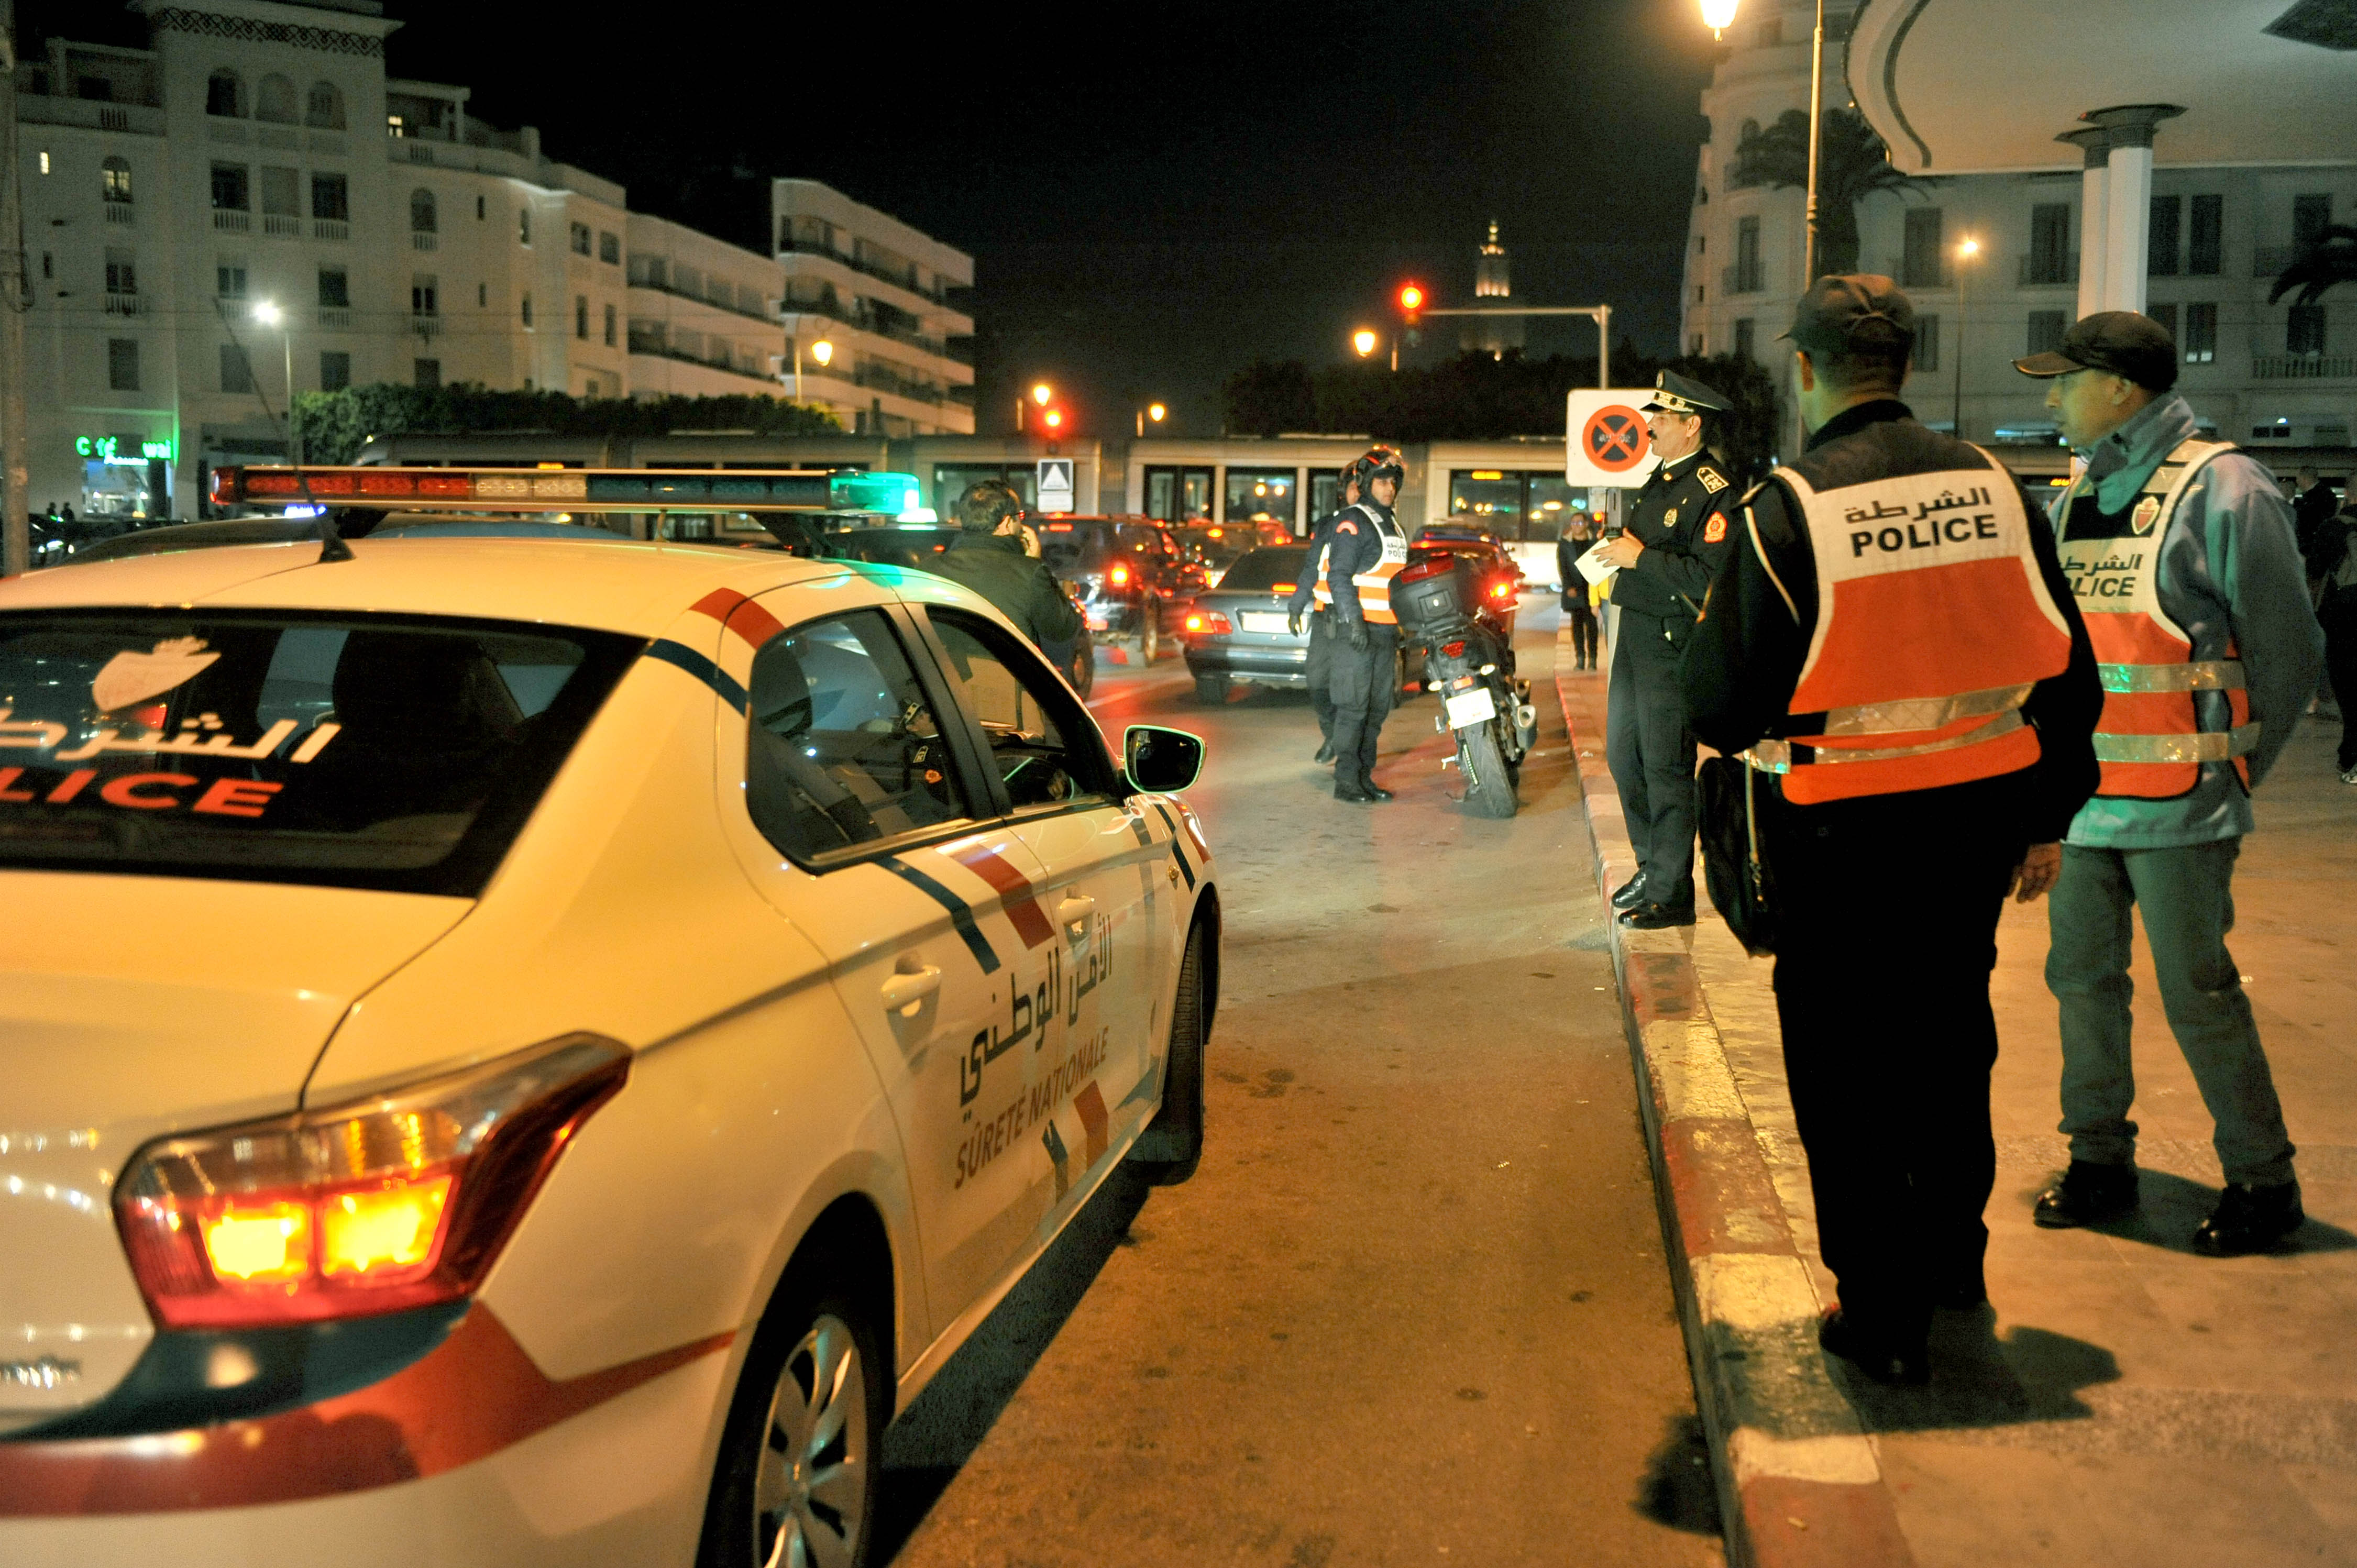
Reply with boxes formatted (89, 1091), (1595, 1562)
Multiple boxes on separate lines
(1592, 370), (1742, 927)
(1299, 446), (1412, 802)
(1288, 466), (1364, 764)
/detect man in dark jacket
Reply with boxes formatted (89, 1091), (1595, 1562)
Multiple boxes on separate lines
(1682, 275), (2103, 1384)
(1288, 468), (1362, 763)
(931, 480), (1083, 650)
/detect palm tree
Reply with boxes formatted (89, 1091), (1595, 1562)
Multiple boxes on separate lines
(1730, 107), (1930, 280)
(2268, 224), (2357, 305)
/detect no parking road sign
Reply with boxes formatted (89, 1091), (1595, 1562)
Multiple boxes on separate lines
(1564, 390), (1661, 488)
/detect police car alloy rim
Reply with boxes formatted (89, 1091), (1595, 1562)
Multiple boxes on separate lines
(754, 1312), (871, 1568)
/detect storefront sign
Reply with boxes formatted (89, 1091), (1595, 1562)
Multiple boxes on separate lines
(75, 435), (174, 466)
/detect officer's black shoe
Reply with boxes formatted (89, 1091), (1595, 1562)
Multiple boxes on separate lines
(2031, 1161), (2139, 1229)
(1366, 782), (1394, 802)
(1334, 780), (1377, 804)
(1313, 740), (1336, 764)
(1610, 874), (1648, 911)
(1933, 1262), (1988, 1311)
(1618, 901), (1695, 930)
(2191, 1180), (2304, 1256)
(1818, 1309), (1930, 1387)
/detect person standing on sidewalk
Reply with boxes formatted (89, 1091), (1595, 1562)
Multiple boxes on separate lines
(1308, 446), (1412, 804)
(1592, 372), (1742, 929)
(2316, 504), (2357, 785)
(1683, 275), (2103, 1384)
(1556, 514), (1602, 671)
(1288, 467), (1363, 764)
(2016, 313), (2326, 1254)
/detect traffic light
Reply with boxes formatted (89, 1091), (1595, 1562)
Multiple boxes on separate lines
(1042, 407), (1065, 432)
(1397, 282), (1426, 325)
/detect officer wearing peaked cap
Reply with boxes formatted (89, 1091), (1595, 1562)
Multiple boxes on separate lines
(1592, 369), (1742, 928)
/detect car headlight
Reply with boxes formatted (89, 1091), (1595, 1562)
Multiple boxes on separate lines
(115, 1034), (629, 1329)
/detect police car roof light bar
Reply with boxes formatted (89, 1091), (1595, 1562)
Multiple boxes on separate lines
(210, 466), (924, 517)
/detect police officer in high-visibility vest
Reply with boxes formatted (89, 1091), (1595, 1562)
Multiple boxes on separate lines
(1592, 371), (1742, 929)
(1312, 446), (1412, 802)
(2014, 313), (2324, 1255)
(1287, 467), (1363, 765)
(1682, 275), (2103, 1384)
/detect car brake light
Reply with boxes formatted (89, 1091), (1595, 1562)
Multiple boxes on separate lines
(115, 1033), (628, 1330)
(1442, 640), (1467, 657)
(1110, 564), (1130, 587)
(1184, 611), (1232, 634)
(1270, 582), (1295, 593)
(1490, 581), (1512, 600)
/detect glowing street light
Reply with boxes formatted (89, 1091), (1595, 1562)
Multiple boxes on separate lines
(1953, 236), (1981, 437)
(251, 300), (283, 327)
(1137, 400), (1168, 436)
(1031, 382), (1052, 407)
(809, 338), (835, 367)
(1353, 327), (1379, 357)
(251, 300), (298, 463)
(1700, 0), (1739, 38)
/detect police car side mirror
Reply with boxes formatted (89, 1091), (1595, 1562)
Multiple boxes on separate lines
(1124, 725), (1204, 793)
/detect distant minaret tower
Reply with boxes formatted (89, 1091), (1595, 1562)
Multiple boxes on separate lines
(1466, 219), (1525, 358)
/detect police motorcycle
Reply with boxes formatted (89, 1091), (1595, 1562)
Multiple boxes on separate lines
(1390, 549), (1538, 818)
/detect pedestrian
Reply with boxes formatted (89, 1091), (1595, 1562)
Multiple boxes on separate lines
(2291, 466), (2339, 569)
(2319, 504), (2357, 783)
(1591, 371), (1742, 929)
(2017, 313), (2326, 1255)
(1305, 446), (1411, 803)
(1556, 514), (1601, 671)
(1288, 467), (1363, 764)
(1682, 274), (2103, 1384)
(929, 480), (1083, 651)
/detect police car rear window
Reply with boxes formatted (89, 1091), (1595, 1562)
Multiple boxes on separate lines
(0, 610), (638, 896)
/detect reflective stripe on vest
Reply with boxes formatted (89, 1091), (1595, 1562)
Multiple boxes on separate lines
(2054, 437), (2256, 799)
(1761, 449), (2073, 804)
(1310, 503), (1411, 624)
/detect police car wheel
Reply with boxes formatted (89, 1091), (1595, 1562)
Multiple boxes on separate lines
(1126, 922), (1207, 1186)
(698, 1271), (887, 1568)
(1067, 645), (1095, 698)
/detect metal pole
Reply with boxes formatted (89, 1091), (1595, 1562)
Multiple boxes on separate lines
(1803, 0), (1825, 284)
(0, 0), (29, 576)
(283, 328), (300, 467)
(1952, 262), (1967, 437)
(1598, 305), (1611, 389)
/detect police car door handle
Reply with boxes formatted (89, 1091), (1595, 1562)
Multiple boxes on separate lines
(880, 965), (941, 1014)
(1056, 895), (1096, 927)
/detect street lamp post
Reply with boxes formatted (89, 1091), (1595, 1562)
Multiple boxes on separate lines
(1953, 238), (1979, 437)
(1136, 401), (1166, 438)
(252, 300), (298, 466)
(791, 336), (834, 410)
(1703, 0), (1826, 283)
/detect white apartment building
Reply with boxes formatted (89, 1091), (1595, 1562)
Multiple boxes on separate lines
(1682, 3), (2355, 461)
(774, 178), (975, 439)
(15, 0), (973, 521)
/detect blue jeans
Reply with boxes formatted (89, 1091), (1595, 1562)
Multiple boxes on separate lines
(2045, 839), (2297, 1187)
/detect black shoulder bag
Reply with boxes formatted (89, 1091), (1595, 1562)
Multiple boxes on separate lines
(1697, 754), (1781, 956)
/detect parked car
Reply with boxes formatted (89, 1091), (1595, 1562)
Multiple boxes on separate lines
(1035, 517), (1199, 662)
(1177, 544), (1428, 704)
(1407, 536), (1524, 642)
(1173, 521), (1293, 588)
(831, 525), (1097, 698)
(0, 534), (1216, 1565)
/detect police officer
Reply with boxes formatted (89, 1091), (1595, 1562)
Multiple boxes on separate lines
(1288, 466), (1364, 763)
(1591, 371), (1742, 927)
(1681, 275), (2102, 1383)
(1305, 446), (1412, 803)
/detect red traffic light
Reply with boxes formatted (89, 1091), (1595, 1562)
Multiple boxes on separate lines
(1397, 282), (1426, 322)
(1043, 407), (1065, 430)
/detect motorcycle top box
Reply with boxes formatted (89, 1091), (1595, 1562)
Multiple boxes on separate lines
(1388, 552), (1482, 633)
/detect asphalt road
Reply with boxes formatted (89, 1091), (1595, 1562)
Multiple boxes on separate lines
(874, 601), (1723, 1568)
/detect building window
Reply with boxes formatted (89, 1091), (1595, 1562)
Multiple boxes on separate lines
(210, 163), (249, 212)
(1913, 314), (1940, 372)
(410, 187), (437, 234)
(260, 166), (299, 218)
(2188, 195), (2223, 275)
(101, 156), (132, 205)
(220, 343), (254, 394)
(1689, 333), (1705, 356)
(1734, 318), (1755, 361)
(256, 73), (296, 124)
(478, 282), (488, 307)
(217, 261), (247, 299)
(317, 266), (350, 308)
(2027, 203), (2072, 284)
(569, 222), (592, 256)
(1902, 207), (1945, 288)
(2149, 195), (2181, 276)
(2183, 302), (2217, 362)
(603, 302), (617, 347)
(2149, 302), (2178, 343)
(311, 172), (348, 221)
(2026, 310), (2067, 357)
(519, 207), (531, 246)
(206, 69), (243, 118)
(1731, 119), (1764, 189)
(598, 230), (620, 264)
(305, 81), (345, 129)
(108, 338), (139, 392)
(521, 293), (533, 329)
(2288, 304), (2327, 357)
(104, 248), (136, 296)
(412, 274), (438, 317)
(414, 358), (440, 391)
(575, 294), (589, 339)
(1735, 215), (1763, 292)
(2293, 193), (2332, 250)
(320, 350), (350, 391)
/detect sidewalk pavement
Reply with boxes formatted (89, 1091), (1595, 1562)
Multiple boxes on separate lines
(1556, 626), (2357, 1568)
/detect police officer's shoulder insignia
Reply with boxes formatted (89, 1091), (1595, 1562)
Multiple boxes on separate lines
(1662, 507), (1678, 529)
(1336, 518), (1359, 534)
(1703, 513), (1728, 544)
(2130, 495), (2162, 535)
(1698, 466), (1729, 494)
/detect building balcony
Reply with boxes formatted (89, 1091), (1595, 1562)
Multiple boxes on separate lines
(776, 237), (951, 305)
(410, 313), (442, 338)
(627, 277), (774, 326)
(777, 301), (967, 367)
(317, 306), (352, 330)
(412, 231), (439, 252)
(2018, 253), (2078, 286)
(314, 219), (349, 242)
(627, 341), (784, 388)
(103, 292), (144, 318)
(16, 95), (163, 137)
(212, 209), (251, 233)
(104, 203), (135, 228)
(2253, 353), (2356, 380)
(1719, 264), (1766, 296)
(263, 213), (303, 239)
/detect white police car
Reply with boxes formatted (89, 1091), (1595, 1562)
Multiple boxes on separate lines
(0, 535), (1216, 1566)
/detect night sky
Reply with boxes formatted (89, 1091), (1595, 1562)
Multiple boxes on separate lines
(38, 0), (1720, 436)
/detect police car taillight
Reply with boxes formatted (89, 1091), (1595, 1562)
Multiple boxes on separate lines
(116, 1034), (627, 1329)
